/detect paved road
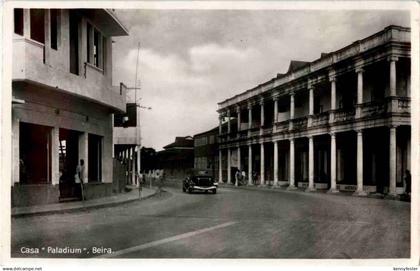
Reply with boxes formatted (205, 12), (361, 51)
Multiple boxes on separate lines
(11, 183), (410, 259)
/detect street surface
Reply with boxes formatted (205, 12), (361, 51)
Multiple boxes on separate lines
(11, 183), (410, 258)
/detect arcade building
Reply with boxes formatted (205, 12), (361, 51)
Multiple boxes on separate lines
(217, 25), (411, 197)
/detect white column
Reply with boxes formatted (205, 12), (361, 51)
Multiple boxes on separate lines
(389, 126), (397, 196)
(290, 93), (295, 119)
(137, 146), (141, 187)
(355, 130), (366, 196)
(329, 132), (338, 193)
(307, 136), (315, 191)
(389, 56), (398, 96)
(237, 106), (241, 131)
(330, 77), (336, 110)
(51, 126), (60, 185)
(260, 143), (265, 185)
(273, 140), (278, 186)
(227, 148), (231, 184)
(227, 110), (231, 134)
(260, 99), (265, 127)
(248, 104), (252, 130)
(219, 115), (222, 135)
(236, 146), (241, 186)
(357, 68), (364, 104)
(309, 86), (314, 116)
(78, 132), (89, 184)
(218, 149), (223, 183)
(23, 9), (31, 39)
(273, 97), (278, 123)
(287, 139), (296, 190)
(248, 144), (253, 185)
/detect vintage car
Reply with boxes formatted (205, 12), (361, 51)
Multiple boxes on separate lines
(182, 171), (218, 194)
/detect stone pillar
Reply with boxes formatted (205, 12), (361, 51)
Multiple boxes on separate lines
(329, 132), (339, 193)
(273, 140), (278, 186)
(273, 96), (278, 123)
(308, 85), (314, 127)
(137, 146), (141, 187)
(78, 132), (89, 184)
(389, 56), (398, 97)
(329, 75), (336, 123)
(356, 68), (364, 118)
(248, 144), (253, 185)
(236, 146), (241, 187)
(51, 126), (60, 186)
(236, 106), (241, 131)
(219, 115), (222, 135)
(354, 130), (366, 196)
(389, 126), (397, 196)
(289, 93), (295, 130)
(218, 149), (223, 183)
(227, 148), (231, 184)
(227, 109), (231, 135)
(248, 103), (252, 130)
(287, 139), (296, 190)
(306, 136), (315, 191)
(260, 143), (265, 185)
(260, 99), (265, 128)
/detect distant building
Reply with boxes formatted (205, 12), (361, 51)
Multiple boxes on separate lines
(217, 25), (410, 197)
(11, 9), (128, 206)
(157, 136), (194, 179)
(193, 127), (219, 179)
(140, 147), (158, 172)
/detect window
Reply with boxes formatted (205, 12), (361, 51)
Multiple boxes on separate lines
(69, 10), (79, 75)
(50, 9), (59, 50)
(86, 23), (92, 63)
(14, 9), (24, 35)
(30, 9), (45, 44)
(113, 103), (137, 127)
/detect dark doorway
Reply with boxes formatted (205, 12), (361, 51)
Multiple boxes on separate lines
(88, 134), (102, 182)
(30, 9), (45, 44)
(59, 129), (80, 199)
(20, 122), (51, 184)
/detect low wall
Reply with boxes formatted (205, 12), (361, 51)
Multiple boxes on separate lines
(83, 183), (113, 200)
(12, 184), (60, 207)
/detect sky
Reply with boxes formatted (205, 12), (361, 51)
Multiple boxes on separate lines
(112, 9), (409, 151)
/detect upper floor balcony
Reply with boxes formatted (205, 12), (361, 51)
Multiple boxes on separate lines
(12, 9), (129, 112)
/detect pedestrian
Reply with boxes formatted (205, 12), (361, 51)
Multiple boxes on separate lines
(75, 159), (85, 201)
(235, 169), (241, 186)
(241, 170), (246, 185)
(405, 169), (411, 196)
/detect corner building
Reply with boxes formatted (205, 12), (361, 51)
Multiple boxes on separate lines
(11, 9), (128, 206)
(217, 25), (411, 196)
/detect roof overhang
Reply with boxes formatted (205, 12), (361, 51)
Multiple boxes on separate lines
(81, 9), (129, 37)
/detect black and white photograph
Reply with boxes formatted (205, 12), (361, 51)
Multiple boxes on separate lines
(0, 1), (419, 270)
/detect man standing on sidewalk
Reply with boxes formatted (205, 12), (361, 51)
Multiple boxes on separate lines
(75, 159), (86, 201)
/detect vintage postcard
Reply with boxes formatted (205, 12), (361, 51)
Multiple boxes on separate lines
(0, 1), (419, 270)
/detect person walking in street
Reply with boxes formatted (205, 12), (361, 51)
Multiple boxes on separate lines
(75, 159), (86, 201)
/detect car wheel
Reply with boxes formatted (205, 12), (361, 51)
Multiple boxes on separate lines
(212, 189), (217, 194)
(188, 187), (193, 194)
(182, 186), (186, 192)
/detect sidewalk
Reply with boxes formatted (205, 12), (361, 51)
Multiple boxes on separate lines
(218, 182), (410, 201)
(12, 187), (157, 217)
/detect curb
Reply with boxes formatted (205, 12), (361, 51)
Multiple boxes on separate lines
(218, 183), (409, 201)
(12, 189), (160, 218)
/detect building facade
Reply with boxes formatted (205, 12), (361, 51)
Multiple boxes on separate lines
(217, 25), (411, 196)
(193, 127), (219, 178)
(157, 136), (194, 179)
(11, 9), (128, 206)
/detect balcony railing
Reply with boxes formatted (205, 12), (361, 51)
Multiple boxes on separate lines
(360, 101), (387, 118)
(275, 120), (289, 132)
(312, 112), (329, 127)
(291, 117), (308, 130)
(334, 108), (355, 122)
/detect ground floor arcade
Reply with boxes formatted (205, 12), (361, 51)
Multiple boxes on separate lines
(219, 126), (410, 196)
